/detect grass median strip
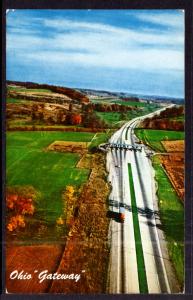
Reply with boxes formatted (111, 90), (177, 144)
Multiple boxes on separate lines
(128, 163), (148, 293)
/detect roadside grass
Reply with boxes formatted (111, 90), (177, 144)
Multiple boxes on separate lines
(152, 156), (184, 287)
(128, 163), (148, 293)
(135, 129), (184, 152)
(88, 131), (113, 150)
(6, 131), (94, 225)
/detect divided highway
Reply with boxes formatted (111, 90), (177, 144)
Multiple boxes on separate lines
(106, 107), (179, 294)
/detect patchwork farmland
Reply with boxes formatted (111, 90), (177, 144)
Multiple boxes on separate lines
(6, 131), (95, 241)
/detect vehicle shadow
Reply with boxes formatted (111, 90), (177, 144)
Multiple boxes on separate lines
(106, 210), (123, 223)
(108, 199), (160, 220)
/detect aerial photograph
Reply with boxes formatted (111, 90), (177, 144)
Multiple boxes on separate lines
(6, 9), (184, 294)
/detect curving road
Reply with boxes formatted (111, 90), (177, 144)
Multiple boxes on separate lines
(106, 107), (180, 294)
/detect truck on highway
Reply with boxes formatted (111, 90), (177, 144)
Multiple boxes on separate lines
(119, 205), (125, 222)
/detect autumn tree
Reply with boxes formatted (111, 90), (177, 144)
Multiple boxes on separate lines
(70, 113), (82, 125)
(56, 185), (76, 228)
(6, 187), (36, 232)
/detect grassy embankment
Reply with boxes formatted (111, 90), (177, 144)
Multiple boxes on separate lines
(135, 128), (184, 287)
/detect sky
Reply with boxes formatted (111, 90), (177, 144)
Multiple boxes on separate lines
(6, 9), (184, 98)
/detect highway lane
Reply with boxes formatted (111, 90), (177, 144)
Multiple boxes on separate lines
(107, 127), (139, 293)
(128, 120), (170, 293)
(106, 106), (178, 293)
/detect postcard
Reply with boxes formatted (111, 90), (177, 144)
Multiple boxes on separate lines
(4, 7), (186, 295)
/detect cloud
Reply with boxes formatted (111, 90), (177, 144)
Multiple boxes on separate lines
(133, 11), (184, 29)
(22, 47), (183, 72)
(43, 18), (183, 48)
(6, 11), (184, 74)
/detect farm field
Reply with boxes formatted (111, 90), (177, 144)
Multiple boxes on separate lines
(6, 131), (95, 241)
(159, 153), (184, 201)
(8, 86), (53, 93)
(162, 140), (184, 152)
(112, 99), (159, 109)
(6, 97), (28, 104)
(96, 112), (122, 126)
(135, 129), (184, 152)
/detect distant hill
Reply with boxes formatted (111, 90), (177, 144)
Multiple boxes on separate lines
(77, 87), (184, 104)
(77, 88), (119, 97)
(7, 81), (90, 104)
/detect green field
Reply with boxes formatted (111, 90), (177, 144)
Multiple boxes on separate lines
(6, 131), (95, 228)
(6, 97), (27, 104)
(112, 99), (159, 108)
(152, 156), (184, 287)
(8, 86), (53, 93)
(91, 97), (118, 102)
(96, 111), (144, 127)
(96, 112), (122, 126)
(135, 129), (184, 152)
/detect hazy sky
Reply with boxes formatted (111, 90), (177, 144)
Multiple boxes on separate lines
(6, 9), (184, 98)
